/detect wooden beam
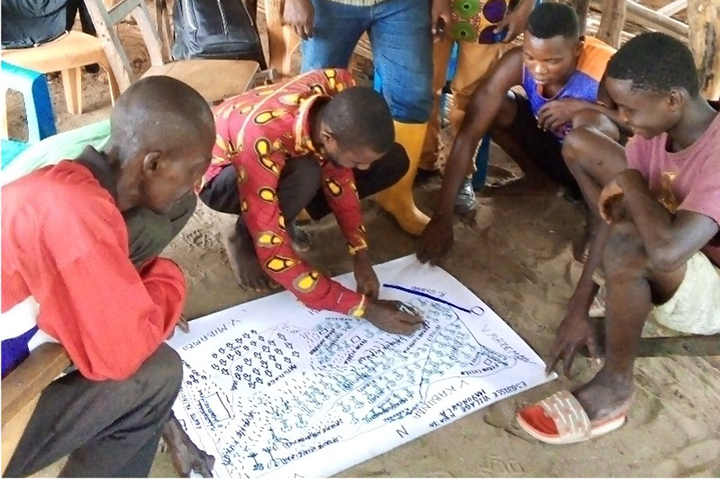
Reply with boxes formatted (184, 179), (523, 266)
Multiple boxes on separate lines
(688, 0), (720, 99)
(658, 0), (689, 17)
(590, 0), (689, 40)
(596, 0), (627, 48)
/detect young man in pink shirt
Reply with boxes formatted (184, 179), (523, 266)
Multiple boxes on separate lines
(517, 32), (720, 444)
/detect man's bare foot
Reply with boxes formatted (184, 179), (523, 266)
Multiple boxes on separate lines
(163, 414), (215, 477)
(222, 224), (279, 292)
(482, 175), (559, 196)
(572, 369), (636, 422)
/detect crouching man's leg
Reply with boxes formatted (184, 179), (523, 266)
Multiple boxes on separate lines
(561, 114), (626, 262)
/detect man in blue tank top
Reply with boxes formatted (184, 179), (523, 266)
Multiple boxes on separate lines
(417, 2), (625, 265)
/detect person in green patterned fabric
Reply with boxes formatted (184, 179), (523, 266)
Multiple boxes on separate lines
(419, 0), (536, 214)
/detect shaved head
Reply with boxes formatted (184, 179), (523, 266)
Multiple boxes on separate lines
(108, 76), (215, 164)
(107, 76), (216, 213)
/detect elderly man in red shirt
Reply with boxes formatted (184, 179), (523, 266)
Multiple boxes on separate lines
(1, 77), (215, 476)
(199, 68), (424, 335)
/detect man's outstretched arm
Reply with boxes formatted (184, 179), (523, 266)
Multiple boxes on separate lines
(418, 48), (524, 264)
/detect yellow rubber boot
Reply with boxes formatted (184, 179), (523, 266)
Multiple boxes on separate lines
(375, 121), (431, 236)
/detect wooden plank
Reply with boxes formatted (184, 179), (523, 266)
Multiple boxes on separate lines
(658, 0), (689, 17)
(688, 0), (720, 99)
(589, 0), (689, 39)
(1, 343), (70, 427)
(625, 0), (689, 36)
(142, 59), (260, 102)
(637, 335), (720, 357)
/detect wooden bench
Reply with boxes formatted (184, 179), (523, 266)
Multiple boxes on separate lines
(1, 344), (71, 474)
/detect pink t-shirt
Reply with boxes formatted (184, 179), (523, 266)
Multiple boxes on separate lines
(625, 106), (720, 267)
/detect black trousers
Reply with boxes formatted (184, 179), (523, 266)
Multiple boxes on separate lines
(65, 0), (96, 37)
(198, 143), (410, 229)
(5, 194), (198, 477)
(5, 346), (183, 478)
(505, 93), (581, 197)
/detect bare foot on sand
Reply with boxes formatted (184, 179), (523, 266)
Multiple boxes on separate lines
(222, 224), (279, 292)
(573, 369), (636, 422)
(483, 175), (560, 196)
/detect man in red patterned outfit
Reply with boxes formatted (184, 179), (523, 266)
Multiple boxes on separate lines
(199, 69), (423, 334)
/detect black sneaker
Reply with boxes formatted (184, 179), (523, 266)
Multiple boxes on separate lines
(454, 178), (476, 214)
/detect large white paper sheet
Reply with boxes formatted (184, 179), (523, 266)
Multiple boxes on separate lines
(168, 255), (555, 478)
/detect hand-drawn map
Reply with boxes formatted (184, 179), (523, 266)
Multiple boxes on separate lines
(167, 255), (556, 478)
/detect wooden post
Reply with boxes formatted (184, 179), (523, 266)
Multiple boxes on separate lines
(570, 0), (591, 36)
(596, 0), (627, 48)
(688, 0), (720, 99)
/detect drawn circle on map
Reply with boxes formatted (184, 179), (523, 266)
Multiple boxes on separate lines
(454, 0), (481, 19)
(470, 305), (486, 316)
(483, 0), (507, 23)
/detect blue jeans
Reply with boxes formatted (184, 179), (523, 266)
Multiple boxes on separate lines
(301, 0), (433, 124)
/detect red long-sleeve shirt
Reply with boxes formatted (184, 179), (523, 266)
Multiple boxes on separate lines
(1, 160), (185, 381)
(200, 69), (367, 316)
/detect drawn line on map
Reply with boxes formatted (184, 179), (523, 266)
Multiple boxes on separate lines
(383, 284), (485, 316)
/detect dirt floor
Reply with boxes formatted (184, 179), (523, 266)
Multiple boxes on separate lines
(7, 1), (719, 477)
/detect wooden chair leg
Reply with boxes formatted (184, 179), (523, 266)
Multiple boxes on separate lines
(97, 58), (121, 105)
(60, 67), (83, 115)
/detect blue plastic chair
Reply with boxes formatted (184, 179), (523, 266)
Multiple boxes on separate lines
(373, 43), (490, 189)
(1, 140), (30, 170)
(1, 61), (57, 169)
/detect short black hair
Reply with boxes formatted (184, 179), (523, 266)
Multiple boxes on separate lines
(322, 87), (394, 154)
(606, 32), (699, 97)
(527, 2), (580, 40)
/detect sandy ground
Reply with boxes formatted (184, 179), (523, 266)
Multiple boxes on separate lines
(6, 1), (719, 477)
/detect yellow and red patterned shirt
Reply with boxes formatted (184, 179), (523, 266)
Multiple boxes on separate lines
(201, 69), (368, 316)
